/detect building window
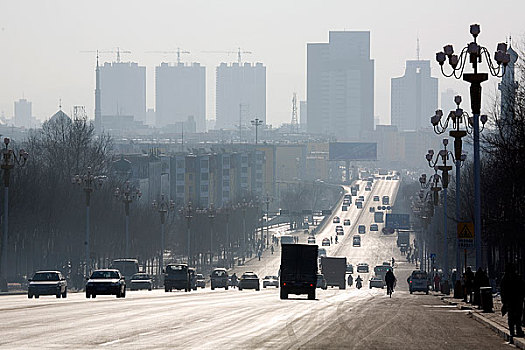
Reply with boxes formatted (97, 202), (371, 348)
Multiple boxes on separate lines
(223, 191), (229, 198)
(176, 160), (184, 168)
(201, 159), (209, 168)
(201, 173), (209, 181)
(223, 180), (229, 187)
(201, 185), (208, 192)
(176, 173), (184, 181)
(223, 157), (230, 166)
(176, 185), (184, 193)
(256, 173), (262, 180)
(189, 173), (193, 181)
(223, 169), (229, 176)
(241, 167), (248, 174)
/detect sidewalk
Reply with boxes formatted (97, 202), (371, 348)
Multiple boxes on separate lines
(435, 291), (525, 348)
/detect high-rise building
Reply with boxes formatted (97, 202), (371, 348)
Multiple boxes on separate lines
(99, 61), (146, 123)
(499, 44), (519, 125)
(14, 98), (32, 128)
(391, 60), (438, 131)
(307, 31), (374, 140)
(155, 62), (206, 132)
(215, 62), (266, 130)
(299, 101), (307, 132)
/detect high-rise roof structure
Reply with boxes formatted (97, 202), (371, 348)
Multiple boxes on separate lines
(307, 31), (374, 140)
(391, 60), (438, 131)
(14, 98), (32, 128)
(215, 62), (266, 131)
(155, 62), (206, 132)
(499, 43), (519, 125)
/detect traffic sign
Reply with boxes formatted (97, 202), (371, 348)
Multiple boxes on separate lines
(457, 222), (474, 248)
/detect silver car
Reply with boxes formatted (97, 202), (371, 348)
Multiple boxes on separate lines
(263, 276), (279, 288)
(28, 271), (67, 299)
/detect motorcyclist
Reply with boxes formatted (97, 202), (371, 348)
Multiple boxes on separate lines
(231, 273), (238, 288)
(356, 275), (363, 289)
(347, 274), (353, 287)
(385, 269), (396, 296)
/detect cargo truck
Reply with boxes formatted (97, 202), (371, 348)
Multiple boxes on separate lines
(320, 256), (346, 289)
(397, 231), (410, 248)
(280, 244), (318, 300)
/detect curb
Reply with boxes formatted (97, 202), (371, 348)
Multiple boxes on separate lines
(0, 291), (27, 296)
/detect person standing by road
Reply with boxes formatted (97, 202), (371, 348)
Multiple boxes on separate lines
(434, 273), (441, 292)
(464, 267), (475, 303)
(500, 263), (525, 337)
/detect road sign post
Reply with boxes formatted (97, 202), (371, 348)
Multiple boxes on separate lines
(457, 222), (474, 272)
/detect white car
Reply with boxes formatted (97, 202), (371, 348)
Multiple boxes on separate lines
(369, 276), (385, 289)
(263, 276), (279, 288)
(333, 216), (340, 223)
(322, 238), (330, 246)
(307, 236), (316, 244)
(370, 224), (379, 231)
(357, 263), (369, 273)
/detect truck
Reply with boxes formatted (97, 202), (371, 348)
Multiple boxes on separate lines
(280, 244), (318, 300)
(374, 211), (384, 223)
(397, 231), (410, 248)
(164, 263), (190, 292)
(110, 259), (139, 284)
(320, 256), (346, 289)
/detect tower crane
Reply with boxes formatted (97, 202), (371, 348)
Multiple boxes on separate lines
(80, 47), (131, 63)
(202, 47), (252, 64)
(145, 48), (190, 64)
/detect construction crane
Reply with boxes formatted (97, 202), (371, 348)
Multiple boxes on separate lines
(145, 48), (190, 64)
(80, 47), (131, 63)
(291, 92), (298, 133)
(202, 47), (252, 65)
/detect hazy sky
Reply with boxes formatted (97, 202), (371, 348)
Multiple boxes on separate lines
(1, 0), (524, 126)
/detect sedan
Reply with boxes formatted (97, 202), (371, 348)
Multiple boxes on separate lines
(356, 202), (363, 209)
(316, 274), (327, 290)
(373, 196), (380, 201)
(86, 269), (126, 298)
(263, 276), (279, 288)
(322, 238), (330, 246)
(332, 216), (340, 223)
(28, 270), (67, 299)
(370, 224), (379, 231)
(369, 276), (385, 289)
(129, 273), (153, 291)
(358, 225), (366, 234)
(307, 236), (316, 244)
(343, 219), (351, 226)
(196, 274), (206, 288)
(352, 235), (361, 247)
(357, 263), (369, 273)
(239, 272), (260, 291)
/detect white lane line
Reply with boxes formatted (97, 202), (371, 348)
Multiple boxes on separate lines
(99, 338), (123, 346)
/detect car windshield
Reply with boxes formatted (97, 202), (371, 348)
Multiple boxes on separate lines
(32, 272), (59, 281)
(91, 271), (119, 279)
(412, 272), (427, 279)
(131, 274), (149, 280)
(243, 274), (257, 279)
(196, 274), (204, 279)
(212, 270), (227, 277)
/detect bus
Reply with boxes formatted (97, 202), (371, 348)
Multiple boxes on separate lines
(110, 259), (139, 282)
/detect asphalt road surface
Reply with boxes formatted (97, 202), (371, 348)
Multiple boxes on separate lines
(0, 178), (511, 349)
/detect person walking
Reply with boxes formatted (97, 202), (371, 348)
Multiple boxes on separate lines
(271, 245), (274, 255)
(434, 273), (441, 292)
(464, 267), (475, 303)
(500, 263), (525, 337)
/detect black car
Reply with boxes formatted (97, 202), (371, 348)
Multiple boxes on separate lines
(28, 271), (67, 299)
(130, 273), (153, 291)
(164, 263), (190, 292)
(238, 272), (260, 291)
(86, 269), (126, 298)
(211, 268), (229, 290)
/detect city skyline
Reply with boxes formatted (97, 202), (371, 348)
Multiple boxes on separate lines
(1, 1), (524, 127)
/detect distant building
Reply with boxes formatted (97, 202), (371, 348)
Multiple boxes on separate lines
(299, 101), (307, 132)
(146, 108), (156, 126)
(307, 31), (374, 140)
(391, 60), (438, 131)
(155, 62), (206, 132)
(499, 44), (519, 126)
(440, 88), (457, 115)
(14, 98), (32, 128)
(215, 62), (266, 130)
(99, 61), (146, 123)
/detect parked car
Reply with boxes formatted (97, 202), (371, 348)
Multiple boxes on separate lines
(365, 186), (371, 191)
(28, 270), (67, 299)
(322, 238), (330, 246)
(263, 275), (279, 288)
(357, 263), (369, 273)
(336, 226), (344, 235)
(307, 236), (316, 244)
(344, 219), (351, 226)
(211, 268), (229, 290)
(85, 269), (126, 298)
(332, 216), (340, 223)
(239, 272), (260, 291)
(370, 224), (379, 231)
(316, 274), (328, 290)
(129, 273), (153, 291)
(369, 276), (385, 289)
(195, 273), (206, 288)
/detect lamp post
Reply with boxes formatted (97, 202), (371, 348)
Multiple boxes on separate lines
(223, 205), (231, 268)
(418, 173), (440, 272)
(251, 118), (263, 144)
(241, 199), (248, 260)
(208, 204), (215, 266)
(72, 167), (105, 275)
(0, 137), (28, 282)
(181, 202), (193, 265)
(431, 95), (470, 275)
(435, 24), (510, 270)
(265, 193), (272, 248)
(152, 194), (174, 275)
(114, 181), (141, 257)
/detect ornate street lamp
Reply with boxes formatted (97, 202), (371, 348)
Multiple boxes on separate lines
(152, 194), (174, 275)
(114, 181), (141, 257)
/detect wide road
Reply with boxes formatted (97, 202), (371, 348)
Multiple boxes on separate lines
(0, 178), (510, 349)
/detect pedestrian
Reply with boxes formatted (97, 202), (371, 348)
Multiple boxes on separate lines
(434, 273), (441, 292)
(330, 236), (333, 244)
(258, 250), (261, 261)
(500, 263), (525, 337)
(347, 274), (353, 287)
(271, 245), (274, 255)
(464, 267), (475, 303)
(473, 267), (486, 306)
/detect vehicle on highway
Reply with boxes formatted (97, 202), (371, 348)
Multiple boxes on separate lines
(351, 187), (358, 196)
(164, 264), (191, 292)
(239, 272), (260, 291)
(342, 205), (348, 211)
(211, 268), (229, 290)
(357, 263), (369, 273)
(369, 206), (375, 212)
(263, 275), (279, 288)
(369, 276), (385, 289)
(333, 216), (340, 223)
(316, 274), (327, 290)
(370, 224), (379, 231)
(386, 176), (392, 180)
(28, 270), (67, 299)
(318, 248), (327, 258)
(336, 226), (344, 235)
(322, 238), (330, 246)
(397, 230), (411, 248)
(321, 256), (346, 289)
(346, 264), (354, 274)
(280, 235), (296, 245)
(373, 195), (380, 201)
(356, 201), (363, 209)
(352, 235), (361, 247)
(110, 258), (139, 284)
(344, 219), (351, 226)
(344, 194), (352, 201)
(365, 186), (371, 191)
(129, 273), (153, 291)
(86, 269), (126, 298)
(195, 273), (206, 288)
(408, 270), (429, 294)
(280, 244), (317, 299)
(358, 225), (366, 234)
(374, 212), (384, 223)
(358, 195), (365, 201)
(307, 236), (316, 244)
(382, 196), (390, 205)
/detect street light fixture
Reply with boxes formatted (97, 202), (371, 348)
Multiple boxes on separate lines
(0, 137), (28, 282)
(207, 204), (216, 266)
(435, 24), (509, 270)
(72, 167), (105, 275)
(114, 181), (141, 257)
(180, 202), (193, 265)
(152, 194), (175, 275)
(251, 118), (263, 144)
